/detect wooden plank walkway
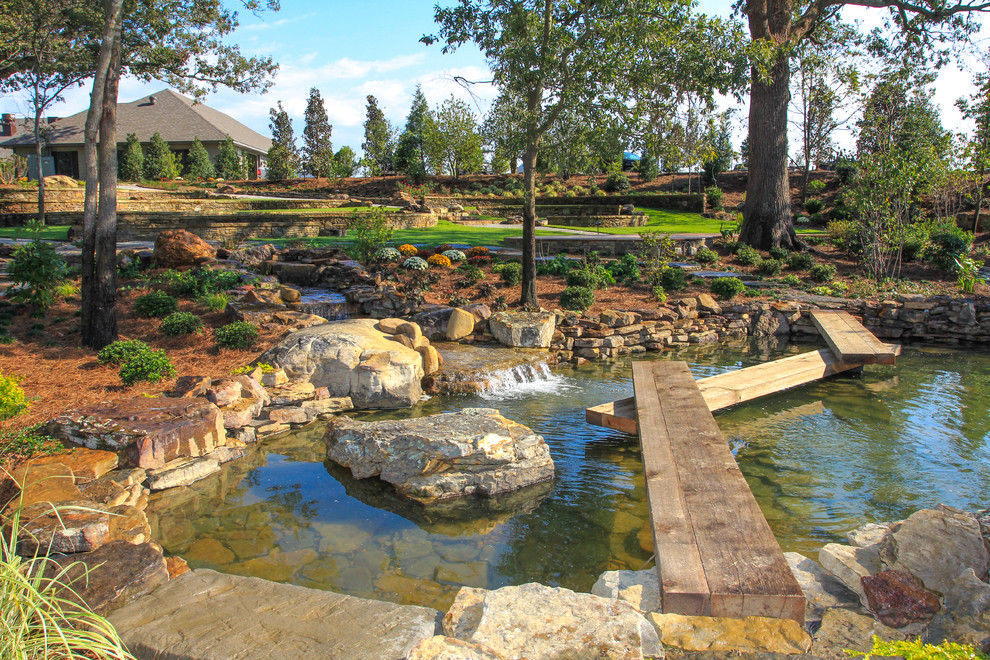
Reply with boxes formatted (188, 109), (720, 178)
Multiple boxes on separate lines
(809, 310), (898, 365)
(586, 344), (901, 435)
(634, 361), (806, 621)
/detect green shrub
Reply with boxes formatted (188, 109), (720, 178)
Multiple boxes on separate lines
(119, 348), (175, 385)
(603, 172), (631, 193)
(536, 254), (576, 276)
(705, 186), (723, 211)
(351, 208), (395, 263)
(735, 244), (762, 266)
(607, 254), (641, 284)
(214, 321), (259, 350)
(652, 285), (667, 302)
(694, 247), (719, 265)
(164, 269), (242, 298)
(0, 423), (61, 460)
(159, 311), (203, 336)
(807, 179), (826, 195)
(809, 263), (837, 283)
(804, 198), (824, 215)
(827, 220), (862, 254)
(560, 286), (595, 311)
(199, 292), (230, 312)
(565, 269), (595, 288)
(0, 371), (29, 420)
(834, 157), (858, 184)
(376, 247), (401, 262)
(768, 246), (789, 260)
(6, 238), (70, 310)
(498, 262), (523, 286)
(710, 277), (746, 300)
(133, 290), (178, 318)
(403, 256), (428, 270)
(97, 339), (152, 366)
(787, 252), (815, 270)
(780, 274), (801, 286)
(847, 635), (988, 660)
(758, 259), (784, 276)
(926, 226), (973, 273)
(660, 267), (686, 291)
(722, 240), (741, 254)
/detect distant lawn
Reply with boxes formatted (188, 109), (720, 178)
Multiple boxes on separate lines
(551, 208), (824, 236)
(0, 225), (70, 240)
(239, 206), (396, 215)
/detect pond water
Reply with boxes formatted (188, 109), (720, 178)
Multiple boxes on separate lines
(147, 339), (990, 611)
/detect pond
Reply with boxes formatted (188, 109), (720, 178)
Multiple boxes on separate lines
(147, 339), (990, 611)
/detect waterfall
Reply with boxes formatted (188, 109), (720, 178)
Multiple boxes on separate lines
(477, 362), (568, 400)
(298, 289), (350, 321)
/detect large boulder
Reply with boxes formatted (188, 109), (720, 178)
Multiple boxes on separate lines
(323, 408), (554, 503)
(48, 541), (168, 615)
(443, 583), (661, 659)
(152, 229), (216, 267)
(258, 319), (424, 408)
(48, 398), (227, 469)
(489, 311), (555, 348)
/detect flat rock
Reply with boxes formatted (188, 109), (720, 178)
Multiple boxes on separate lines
(13, 447), (118, 482)
(9, 462), (82, 508)
(845, 522), (891, 548)
(144, 456), (221, 491)
(648, 613), (811, 654)
(407, 636), (504, 660)
(819, 543), (882, 607)
(443, 583), (661, 660)
(48, 397), (226, 469)
(109, 569), (440, 660)
(810, 608), (910, 660)
(785, 553), (861, 624)
(49, 541), (168, 615)
(220, 394), (264, 428)
(324, 408), (554, 504)
(880, 505), (988, 597)
(489, 311), (555, 348)
(591, 568), (660, 612)
(923, 609), (990, 652)
(17, 501), (110, 555)
(258, 319), (424, 408)
(862, 570), (940, 628)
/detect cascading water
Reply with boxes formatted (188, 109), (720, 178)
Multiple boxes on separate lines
(297, 289), (350, 321)
(477, 361), (569, 399)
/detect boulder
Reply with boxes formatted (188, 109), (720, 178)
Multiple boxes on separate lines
(862, 570), (940, 628)
(489, 311), (555, 348)
(880, 505), (988, 596)
(49, 398), (227, 469)
(279, 286), (301, 303)
(810, 608), (910, 659)
(784, 552), (861, 623)
(109, 569), (439, 660)
(17, 501), (110, 555)
(443, 583), (661, 659)
(152, 229), (216, 267)
(48, 541), (168, 615)
(13, 447), (118, 483)
(819, 542), (882, 607)
(648, 613), (811, 654)
(408, 636), (503, 660)
(445, 308), (476, 341)
(846, 521), (891, 547)
(591, 568), (660, 612)
(413, 306), (456, 340)
(258, 319), (424, 408)
(417, 345), (441, 375)
(144, 456), (221, 491)
(696, 293), (722, 315)
(324, 408), (554, 503)
(753, 309), (790, 337)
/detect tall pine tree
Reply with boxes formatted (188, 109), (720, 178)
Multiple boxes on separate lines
(394, 85), (433, 182)
(118, 133), (144, 181)
(302, 87), (334, 178)
(267, 101), (299, 180)
(362, 95), (395, 177)
(185, 136), (216, 179)
(144, 132), (178, 180)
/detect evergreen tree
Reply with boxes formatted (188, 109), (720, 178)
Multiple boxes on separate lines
(144, 132), (178, 180)
(957, 71), (990, 233)
(362, 95), (395, 177)
(215, 134), (244, 180)
(267, 101), (298, 180)
(118, 133), (144, 181)
(185, 137), (215, 179)
(302, 87), (334, 178)
(394, 85), (433, 182)
(331, 146), (358, 178)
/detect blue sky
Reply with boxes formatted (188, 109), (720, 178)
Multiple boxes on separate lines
(3, 1), (988, 158)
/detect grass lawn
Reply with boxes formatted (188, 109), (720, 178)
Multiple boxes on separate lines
(0, 225), (70, 240)
(550, 207), (825, 236)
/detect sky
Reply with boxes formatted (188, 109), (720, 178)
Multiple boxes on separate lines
(2, 0), (988, 160)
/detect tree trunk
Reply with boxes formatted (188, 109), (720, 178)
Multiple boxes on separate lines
(34, 112), (45, 226)
(520, 139), (539, 308)
(510, 156), (518, 175)
(740, 55), (799, 250)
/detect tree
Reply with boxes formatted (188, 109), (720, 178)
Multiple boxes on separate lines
(425, 0), (739, 306)
(185, 136), (215, 179)
(701, 111), (735, 187)
(215, 134), (244, 180)
(957, 69), (990, 233)
(302, 87), (333, 177)
(738, 0), (990, 251)
(362, 95), (395, 177)
(331, 146), (358, 178)
(143, 132), (178, 180)
(394, 85), (434, 182)
(118, 132), (143, 181)
(427, 95), (484, 178)
(267, 101), (298, 180)
(482, 90), (527, 175)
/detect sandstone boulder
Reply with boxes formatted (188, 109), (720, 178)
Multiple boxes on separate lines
(445, 308), (476, 340)
(591, 568), (660, 612)
(648, 612), (811, 654)
(49, 541), (169, 615)
(258, 319), (424, 408)
(810, 607), (910, 659)
(324, 408), (554, 503)
(819, 542), (882, 607)
(144, 455), (221, 491)
(152, 229), (216, 267)
(407, 636), (502, 660)
(784, 552), (861, 623)
(489, 311), (555, 348)
(17, 501), (110, 555)
(443, 583), (661, 659)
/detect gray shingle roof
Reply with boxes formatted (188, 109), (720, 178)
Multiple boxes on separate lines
(0, 89), (271, 153)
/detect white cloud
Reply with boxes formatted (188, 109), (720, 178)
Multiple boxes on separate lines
(238, 13), (318, 32)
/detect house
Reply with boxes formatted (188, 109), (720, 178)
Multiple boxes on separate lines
(0, 89), (271, 180)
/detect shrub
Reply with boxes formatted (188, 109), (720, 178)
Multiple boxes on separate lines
(705, 186), (723, 211)
(416, 249), (433, 260)
(536, 254), (576, 276)
(807, 179), (826, 195)
(847, 635), (988, 660)
(498, 262), (523, 286)
(351, 208), (394, 263)
(442, 249), (466, 262)
(214, 321), (259, 350)
(787, 251), (815, 270)
(710, 277), (746, 299)
(97, 339), (152, 366)
(461, 264), (485, 284)
(827, 220), (861, 254)
(834, 157), (858, 184)
(735, 244), (762, 266)
(780, 274), (801, 286)
(804, 198), (824, 215)
(403, 256), (428, 270)
(603, 172), (631, 193)
(560, 286), (594, 311)
(0, 423), (61, 459)
(160, 269), (241, 298)
(652, 285), (667, 302)
(0, 371), (29, 420)
(594, 189), (607, 197)
(660, 267), (686, 291)
(722, 240), (741, 254)
(694, 247), (719, 265)
(199, 292), (230, 312)
(467, 255), (492, 266)
(398, 244), (418, 256)
(427, 254), (452, 268)
(119, 348), (176, 385)
(809, 263), (837, 283)
(159, 311), (203, 336)
(376, 247), (401, 262)
(565, 270), (596, 288)
(133, 290), (178, 318)
(926, 226), (973, 273)
(768, 246), (789, 260)
(435, 244), (454, 253)
(758, 258), (784, 276)
(6, 238), (70, 310)
(467, 246), (491, 258)
(607, 254), (641, 283)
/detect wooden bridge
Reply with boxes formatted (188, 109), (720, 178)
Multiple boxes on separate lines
(588, 310), (899, 622)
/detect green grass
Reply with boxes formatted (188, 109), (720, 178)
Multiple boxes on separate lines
(550, 207), (826, 235)
(0, 225), (70, 240)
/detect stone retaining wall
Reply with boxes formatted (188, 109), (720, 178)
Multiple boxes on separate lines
(546, 214), (648, 228)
